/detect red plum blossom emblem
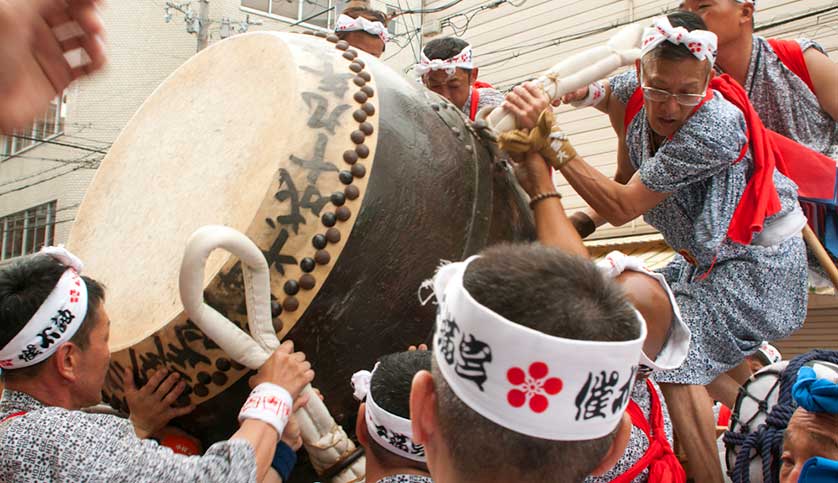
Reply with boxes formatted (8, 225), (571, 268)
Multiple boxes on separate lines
(506, 362), (563, 413)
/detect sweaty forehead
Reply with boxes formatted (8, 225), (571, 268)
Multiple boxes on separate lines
(426, 69), (469, 85)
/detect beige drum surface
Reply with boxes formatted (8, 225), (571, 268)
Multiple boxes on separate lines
(69, 32), (379, 408)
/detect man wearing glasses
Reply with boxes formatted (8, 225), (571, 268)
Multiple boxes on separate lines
(504, 10), (808, 482)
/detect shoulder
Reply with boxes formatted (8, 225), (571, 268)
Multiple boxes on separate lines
(608, 70), (639, 105)
(681, 93), (746, 147)
(2, 406), (133, 446)
(761, 36), (828, 59)
(796, 38), (827, 56)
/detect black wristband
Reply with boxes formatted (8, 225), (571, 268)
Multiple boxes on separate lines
(572, 212), (596, 238)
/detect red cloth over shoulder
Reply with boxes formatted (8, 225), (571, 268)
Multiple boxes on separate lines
(767, 39), (816, 95)
(623, 75), (836, 245)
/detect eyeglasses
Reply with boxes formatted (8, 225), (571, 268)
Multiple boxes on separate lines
(641, 86), (706, 106)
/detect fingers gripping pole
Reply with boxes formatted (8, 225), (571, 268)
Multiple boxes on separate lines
(486, 23), (644, 134)
(179, 225), (364, 483)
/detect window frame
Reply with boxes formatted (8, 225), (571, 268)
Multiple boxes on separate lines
(0, 94), (66, 160)
(240, 0), (337, 31)
(0, 201), (57, 261)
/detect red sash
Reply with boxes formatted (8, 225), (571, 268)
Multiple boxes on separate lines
(0, 411), (26, 425)
(611, 380), (685, 483)
(767, 39), (816, 95)
(469, 81), (494, 121)
(623, 75), (837, 245)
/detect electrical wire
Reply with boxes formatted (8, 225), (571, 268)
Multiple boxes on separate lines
(7, 134), (109, 154)
(0, 156), (101, 189)
(392, 0), (465, 17)
(396, 0), (422, 63)
(0, 164), (93, 197)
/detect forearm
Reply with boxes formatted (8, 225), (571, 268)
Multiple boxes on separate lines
(533, 197), (589, 258)
(232, 420), (280, 483)
(559, 156), (637, 226)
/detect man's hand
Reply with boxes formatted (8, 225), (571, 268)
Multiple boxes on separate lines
(513, 151), (555, 198)
(280, 394), (310, 451)
(125, 368), (195, 439)
(249, 340), (314, 399)
(0, 0), (106, 133)
(503, 82), (552, 130)
(559, 86), (590, 106)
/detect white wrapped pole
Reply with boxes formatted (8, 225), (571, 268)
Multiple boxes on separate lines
(179, 225), (365, 483)
(486, 23), (645, 133)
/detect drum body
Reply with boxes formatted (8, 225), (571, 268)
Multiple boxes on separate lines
(68, 32), (534, 446)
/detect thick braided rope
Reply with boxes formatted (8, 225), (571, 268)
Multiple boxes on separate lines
(725, 350), (838, 482)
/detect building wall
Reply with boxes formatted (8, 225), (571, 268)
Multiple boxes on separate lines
(0, 0), (421, 263)
(416, 0), (838, 240)
(414, 0), (838, 354)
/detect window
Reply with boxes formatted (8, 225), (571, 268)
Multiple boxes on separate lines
(0, 94), (66, 159)
(241, 0), (337, 29)
(0, 201), (57, 261)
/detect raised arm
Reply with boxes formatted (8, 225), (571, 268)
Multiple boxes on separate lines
(506, 82), (665, 227)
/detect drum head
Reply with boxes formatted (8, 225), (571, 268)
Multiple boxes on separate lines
(68, 33), (371, 352)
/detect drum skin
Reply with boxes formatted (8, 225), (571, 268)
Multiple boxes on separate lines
(68, 31), (535, 448)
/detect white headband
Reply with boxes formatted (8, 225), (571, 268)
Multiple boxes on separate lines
(334, 14), (390, 43)
(641, 16), (718, 65)
(757, 341), (782, 364)
(414, 45), (473, 77)
(596, 251), (690, 375)
(432, 256), (646, 441)
(352, 366), (426, 462)
(0, 246), (88, 369)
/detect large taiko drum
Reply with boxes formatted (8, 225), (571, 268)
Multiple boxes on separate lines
(68, 31), (534, 448)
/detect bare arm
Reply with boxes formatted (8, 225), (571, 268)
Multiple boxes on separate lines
(804, 48), (838, 120)
(564, 77), (637, 231)
(507, 82), (666, 226)
(560, 158), (668, 226)
(513, 150), (589, 257)
(231, 421), (280, 482)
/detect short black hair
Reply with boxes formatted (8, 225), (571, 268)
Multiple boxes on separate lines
(341, 6), (387, 25)
(434, 243), (640, 482)
(643, 11), (709, 64)
(366, 350), (431, 470)
(371, 350), (431, 418)
(422, 37), (473, 74)
(0, 254), (106, 379)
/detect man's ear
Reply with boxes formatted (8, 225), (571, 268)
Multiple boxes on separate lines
(740, 2), (755, 27)
(356, 403), (370, 448)
(590, 412), (633, 476)
(410, 370), (438, 445)
(51, 342), (81, 383)
(634, 59), (642, 83)
(471, 67), (480, 83)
